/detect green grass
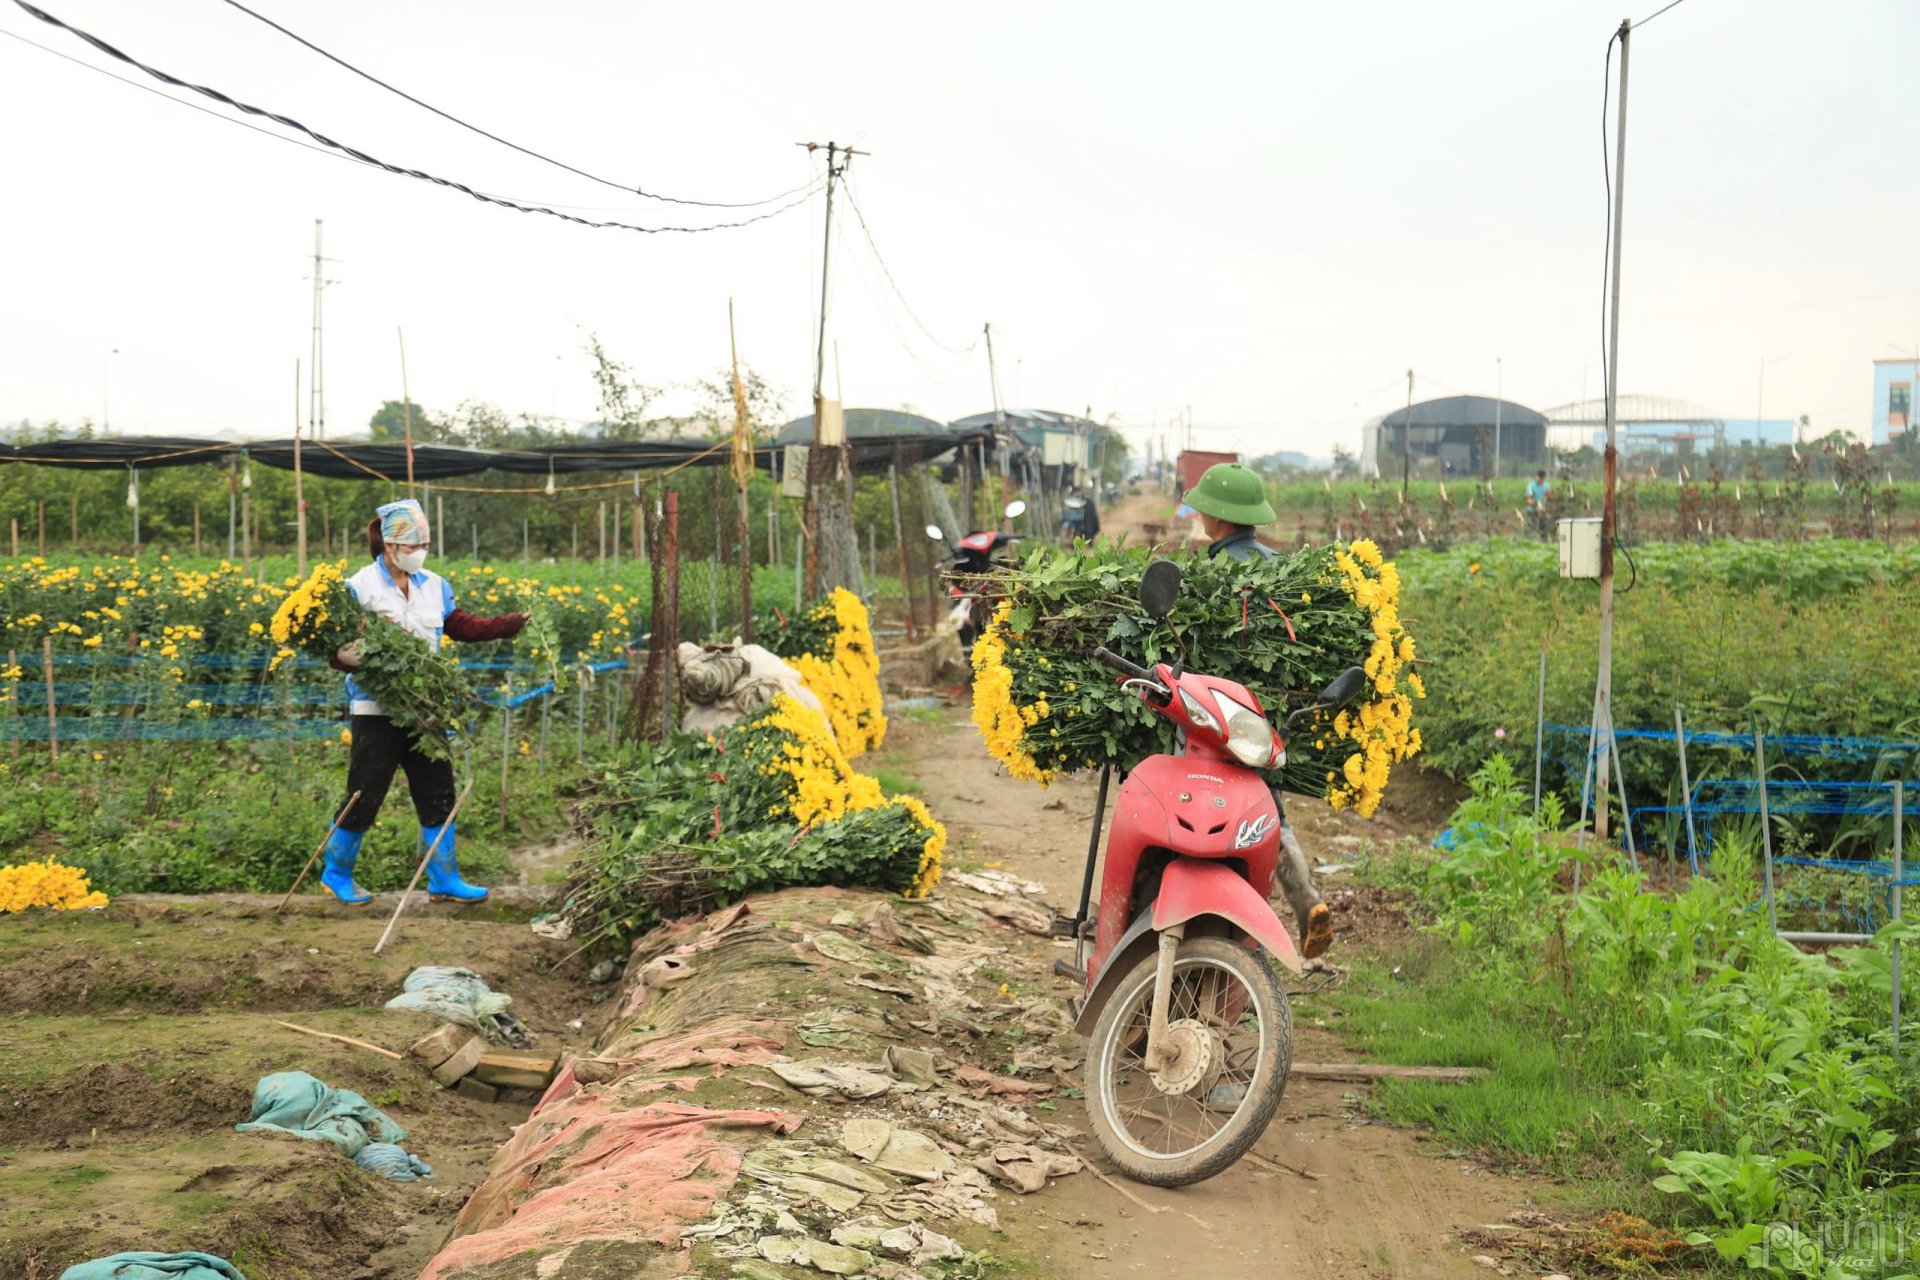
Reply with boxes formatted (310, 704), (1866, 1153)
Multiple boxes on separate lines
(1322, 939), (1635, 1174)
(870, 767), (921, 796)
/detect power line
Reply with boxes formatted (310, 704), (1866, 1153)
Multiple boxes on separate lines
(215, 0), (812, 210)
(11, 0), (818, 235)
(841, 174), (979, 356)
(1635, 0), (1691, 27)
(0, 24), (371, 168)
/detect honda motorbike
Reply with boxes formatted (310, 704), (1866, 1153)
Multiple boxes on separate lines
(926, 500), (1026, 660)
(1049, 559), (1366, 1185)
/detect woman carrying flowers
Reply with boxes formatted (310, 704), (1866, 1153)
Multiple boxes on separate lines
(318, 499), (527, 905)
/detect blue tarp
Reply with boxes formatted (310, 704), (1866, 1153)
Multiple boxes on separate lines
(233, 1071), (406, 1159)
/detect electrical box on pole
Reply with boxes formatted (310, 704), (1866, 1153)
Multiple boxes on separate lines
(1558, 517), (1602, 579)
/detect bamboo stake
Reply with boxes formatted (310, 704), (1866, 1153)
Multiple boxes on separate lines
(373, 779), (475, 954)
(271, 1020), (403, 1061)
(7, 648), (17, 768)
(277, 790), (362, 911)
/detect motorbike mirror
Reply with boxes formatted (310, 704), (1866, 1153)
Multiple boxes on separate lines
(1004, 500), (1027, 519)
(1317, 666), (1368, 710)
(924, 524), (945, 541)
(1139, 559), (1183, 619)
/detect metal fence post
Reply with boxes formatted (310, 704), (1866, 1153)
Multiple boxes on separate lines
(499, 703), (512, 830)
(1675, 706), (1700, 875)
(1605, 703), (1639, 875)
(538, 691), (549, 773)
(1894, 779), (1904, 1052)
(1532, 641), (1546, 816)
(1756, 728), (1777, 934)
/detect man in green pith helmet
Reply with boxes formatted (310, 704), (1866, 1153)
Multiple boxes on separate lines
(1179, 461), (1333, 959)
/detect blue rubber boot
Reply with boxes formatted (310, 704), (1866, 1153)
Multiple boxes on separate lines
(422, 821), (488, 903)
(319, 826), (372, 904)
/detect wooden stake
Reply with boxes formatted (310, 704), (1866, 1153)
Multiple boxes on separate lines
(42, 636), (56, 761)
(373, 779), (475, 954)
(193, 503), (201, 558)
(277, 790), (363, 911)
(271, 1020), (403, 1061)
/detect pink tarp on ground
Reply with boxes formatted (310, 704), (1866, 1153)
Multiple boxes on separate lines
(417, 1099), (803, 1280)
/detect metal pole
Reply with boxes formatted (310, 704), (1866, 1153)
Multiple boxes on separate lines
(293, 358), (307, 579)
(539, 691), (549, 772)
(1894, 779), (1904, 1052)
(1532, 639), (1547, 816)
(42, 636), (56, 762)
(1400, 369), (1413, 502)
(228, 464), (236, 560)
(1605, 703), (1638, 874)
(499, 703), (512, 830)
(1493, 357), (1503, 479)
(1676, 707), (1700, 875)
(575, 675), (585, 761)
(1595, 18), (1631, 842)
(1756, 728), (1777, 933)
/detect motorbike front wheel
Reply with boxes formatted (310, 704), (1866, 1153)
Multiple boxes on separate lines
(1084, 936), (1292, 1186)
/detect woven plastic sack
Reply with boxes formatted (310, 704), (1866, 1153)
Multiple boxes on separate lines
(355, 1142), (435, 1181)
(60, 1252), (245, 1280)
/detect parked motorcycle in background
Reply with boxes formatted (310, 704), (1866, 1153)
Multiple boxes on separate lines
(1049, 559), (1368, 1185)
(926, 500), (1026, 662)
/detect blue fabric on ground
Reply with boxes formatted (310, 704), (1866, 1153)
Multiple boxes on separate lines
(59, 1253), (244, 1280)
(355, 1141), (434, 1181)
(1432, 822), (1492, 851)
(234, 1070), (406, 1158)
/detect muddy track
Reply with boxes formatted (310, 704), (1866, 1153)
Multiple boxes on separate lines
(882, 710), (1555, 1279)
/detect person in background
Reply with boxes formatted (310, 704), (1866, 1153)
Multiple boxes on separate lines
(319, 499), (528, 905)
(1525, 469), (1551, 537)
(1172, 462), (1333, 959)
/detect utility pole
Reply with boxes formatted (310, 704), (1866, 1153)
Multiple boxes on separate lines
(293, 358), (307, 578)
(797, 140), (867, 597)
(307, 219), (341, 441)
(398, 326), (416, 494)
(1493, 357), (1504, 479)
(1400, 369), (1414, 501)
(1594, 18), (1630, 843)
(985, 322), (1009, 505)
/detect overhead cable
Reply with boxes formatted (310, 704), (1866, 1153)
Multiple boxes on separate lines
(842, 176), (980, 356)
(0, 24), (368, 168)
(215, 0), (812, 210)
(10, 0), (818, 235)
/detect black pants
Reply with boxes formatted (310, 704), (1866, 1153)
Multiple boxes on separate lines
(337, 714), (456, 833)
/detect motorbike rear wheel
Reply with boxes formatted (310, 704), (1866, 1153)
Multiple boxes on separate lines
(1084, 936), (1292, 1186)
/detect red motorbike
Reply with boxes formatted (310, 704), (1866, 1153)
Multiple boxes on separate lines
(1053, 559), (1366, 1185)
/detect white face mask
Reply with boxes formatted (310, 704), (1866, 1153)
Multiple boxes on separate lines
(392, 547), (428, 574)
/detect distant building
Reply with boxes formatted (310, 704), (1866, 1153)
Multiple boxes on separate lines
(1873, 358), (1918, 445)
(1586, 418), (1792, 453)
(1175, 449), (1238, 494)
(1360, 396), (1545, 478)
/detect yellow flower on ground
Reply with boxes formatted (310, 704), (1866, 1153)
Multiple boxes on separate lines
(0, 858), (109, 912)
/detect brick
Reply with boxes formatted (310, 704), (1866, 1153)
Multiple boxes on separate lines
(455, 1076), (498, 1103)
(431, 1034), (487, 1086)
(409, 1023), (470, 1069)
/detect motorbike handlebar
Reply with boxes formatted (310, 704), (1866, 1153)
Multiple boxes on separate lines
(1092, 646), (1153, 682)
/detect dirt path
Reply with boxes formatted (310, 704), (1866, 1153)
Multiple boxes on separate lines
(881, 710), (1549, 1279)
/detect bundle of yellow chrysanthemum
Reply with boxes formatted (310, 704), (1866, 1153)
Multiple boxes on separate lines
(0, 857), (109, 912)
(764, 588), (887, 758)
(970, 539), (1421, 818)
(270, 560), (480, 759)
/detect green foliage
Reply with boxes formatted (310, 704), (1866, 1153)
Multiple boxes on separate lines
(1343, 760), (1920, 1275)
(980, 538), (1400, 798)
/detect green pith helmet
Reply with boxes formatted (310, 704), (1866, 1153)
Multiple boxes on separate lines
(1183, 462), (1275, 526)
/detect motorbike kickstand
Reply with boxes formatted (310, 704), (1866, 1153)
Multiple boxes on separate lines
(1143, 923), (1185, 1073)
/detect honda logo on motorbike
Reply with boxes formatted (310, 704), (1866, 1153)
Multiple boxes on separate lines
(1232, 814), (1276, 850)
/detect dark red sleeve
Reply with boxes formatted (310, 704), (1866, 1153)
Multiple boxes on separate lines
(329, 655), (353, 673)
(444, 609), (525, 642)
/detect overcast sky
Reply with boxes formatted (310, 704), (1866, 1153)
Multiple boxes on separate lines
(3, 0), (1917, 460)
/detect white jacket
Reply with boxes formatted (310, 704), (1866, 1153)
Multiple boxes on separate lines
(343, 557), (456, 716)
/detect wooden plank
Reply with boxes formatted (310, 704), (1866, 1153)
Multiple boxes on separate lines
(1289, 1062), (1487, 1083)
(472, 1050), (559, 1090)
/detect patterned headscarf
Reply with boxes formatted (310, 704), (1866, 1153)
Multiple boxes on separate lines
(376, 499), (431, 546)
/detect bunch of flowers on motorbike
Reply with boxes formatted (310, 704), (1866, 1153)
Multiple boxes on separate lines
(969, 539), (1422, 815)
(760, 587), (887, 758)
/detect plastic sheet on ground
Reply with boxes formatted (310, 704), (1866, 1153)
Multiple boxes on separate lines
(233, 1071), (406, 1159)
(539, 1019), (784, 1108)
(58, 1255), (245, 1280)
(354, 1142), (434, 1181)
(417, 1100), (803, 1280)
(384, 966), (529, 1047)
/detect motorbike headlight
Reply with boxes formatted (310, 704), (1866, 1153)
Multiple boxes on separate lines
(1177, 688), (1220, 734)
(1214, 691), (1280, 769)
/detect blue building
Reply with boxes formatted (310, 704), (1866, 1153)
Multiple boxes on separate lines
(1873, 358), (1918, 445)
